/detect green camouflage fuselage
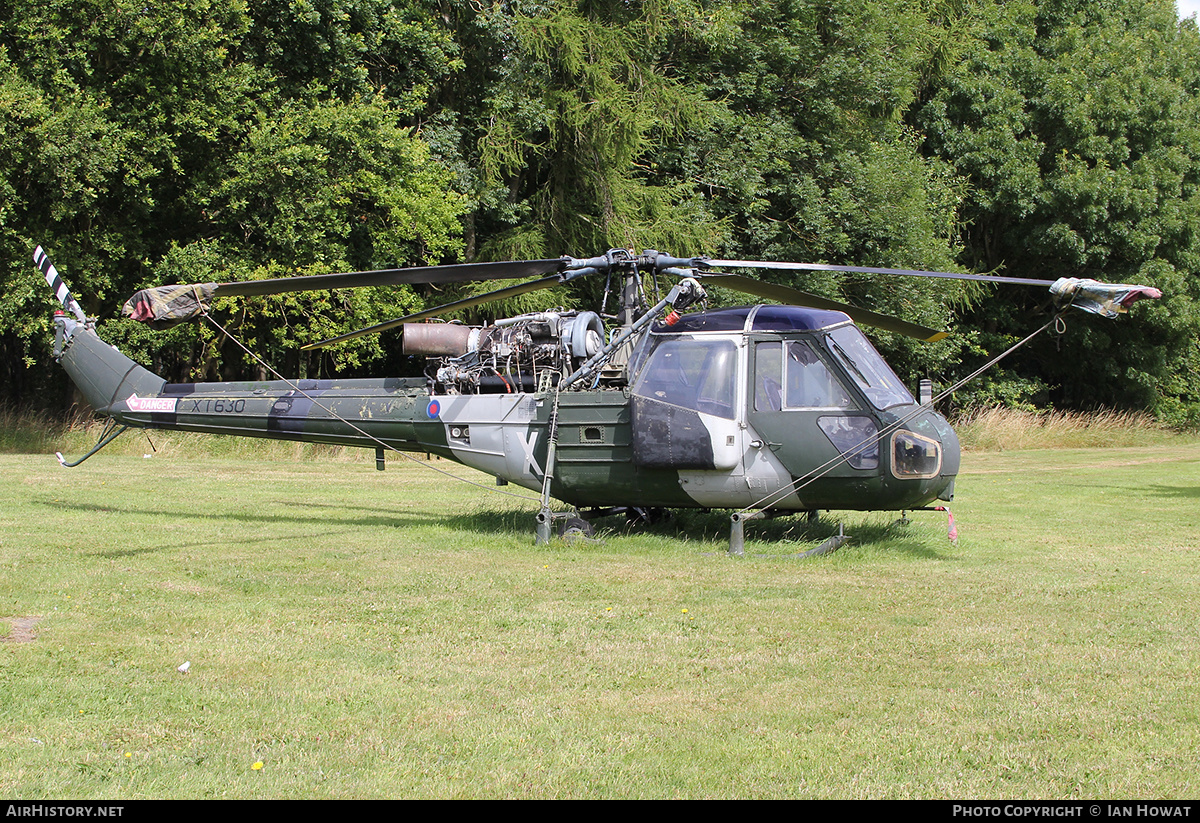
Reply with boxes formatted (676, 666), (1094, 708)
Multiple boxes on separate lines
(54, 306), (957, 513)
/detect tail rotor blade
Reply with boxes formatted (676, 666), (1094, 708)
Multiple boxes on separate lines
(34, 246), (87, 322)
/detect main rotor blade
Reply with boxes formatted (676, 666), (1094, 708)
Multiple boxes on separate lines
(213, 258), (569, 297)
(694, 273), (949, 342)
(122, 258), (572, 327)
(301, 275), (565, 350)
(706, 259), (1055, 288)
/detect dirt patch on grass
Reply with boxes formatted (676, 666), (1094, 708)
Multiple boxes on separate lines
(1, 616), (42, 643)
(159, 580), (207, 594)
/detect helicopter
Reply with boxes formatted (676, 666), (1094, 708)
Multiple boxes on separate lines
(36, 246), (1161, 553)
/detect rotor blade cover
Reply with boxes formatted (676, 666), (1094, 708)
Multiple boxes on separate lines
(121, 259), (570, 327)
(1050, 278), (1163, 318)
(122, 284), (218, 328)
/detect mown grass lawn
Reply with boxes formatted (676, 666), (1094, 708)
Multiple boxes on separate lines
(1, 442), (1198, 798)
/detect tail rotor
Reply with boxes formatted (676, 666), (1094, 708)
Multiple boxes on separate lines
(34, 246), (87, 323)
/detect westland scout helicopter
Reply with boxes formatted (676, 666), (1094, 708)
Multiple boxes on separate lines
(37, 246), (1161, 552)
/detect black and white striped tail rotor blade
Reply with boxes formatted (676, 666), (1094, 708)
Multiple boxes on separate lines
(34, 246), (87, 322)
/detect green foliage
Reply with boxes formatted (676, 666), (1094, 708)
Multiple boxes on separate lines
(655, 0), (975, 385)
(207, 98), (466, 268)
(240, 0), (462, 108)
(2, 0), (1199, 420)
(0, 0), (465, 398)
(913, 0), (1200, 418)
(463, 0), (726, 258)
(950, 371), (1050, 414)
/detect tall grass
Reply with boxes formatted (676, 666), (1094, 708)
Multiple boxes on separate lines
(952, 406), (1183, 451)
(5, 405), (1194, 460)
(0, 406), (78, 454)
(0, 406), (370, 462)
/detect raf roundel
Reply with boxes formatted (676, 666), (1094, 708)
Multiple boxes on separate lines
(426, 399), (441, 419)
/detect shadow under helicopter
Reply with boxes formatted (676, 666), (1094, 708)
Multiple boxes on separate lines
(1039, 481), (1200, 501)
(1141, 484), (1200, 500)
(45, 496), (953, 560)
(451, 507), (955, 560)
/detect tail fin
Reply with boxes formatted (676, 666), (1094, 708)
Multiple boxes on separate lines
(38, 246), (166, 417)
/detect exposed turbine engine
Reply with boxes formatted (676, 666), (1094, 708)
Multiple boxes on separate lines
(403, 311), (606, 394)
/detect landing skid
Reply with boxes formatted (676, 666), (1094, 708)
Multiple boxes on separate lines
(54, 420), (129, 468)
(728, 509), (849, 557)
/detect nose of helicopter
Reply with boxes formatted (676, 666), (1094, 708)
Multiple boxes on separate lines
(910, 406), (960, 502)
(934, 413), (960, 501)
(875, 405), (960, 506)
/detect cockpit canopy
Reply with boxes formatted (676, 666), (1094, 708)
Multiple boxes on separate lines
(649, 304), (853, 335)
(634, 305), (915, 413)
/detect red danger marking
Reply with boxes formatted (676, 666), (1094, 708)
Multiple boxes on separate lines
(125, 393), (177, 413)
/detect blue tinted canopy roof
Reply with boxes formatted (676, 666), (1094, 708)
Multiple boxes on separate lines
(651, 305), (852, 334)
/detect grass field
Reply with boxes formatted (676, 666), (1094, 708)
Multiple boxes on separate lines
(1, 438), (1198, 798)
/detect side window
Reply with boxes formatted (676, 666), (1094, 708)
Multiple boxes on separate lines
(634, 337), (737, 419)
(755, 342), (783, 411)
(784, 341), (856, 410)
(757, 339), (857, 411)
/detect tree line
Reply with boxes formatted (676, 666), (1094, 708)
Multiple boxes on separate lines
(2, 0), (1197, 424)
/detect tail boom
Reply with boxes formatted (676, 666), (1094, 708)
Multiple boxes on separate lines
(55, 312), (445, 451)
(55, 314), (167, 416)
(125, 377), (444, 454)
